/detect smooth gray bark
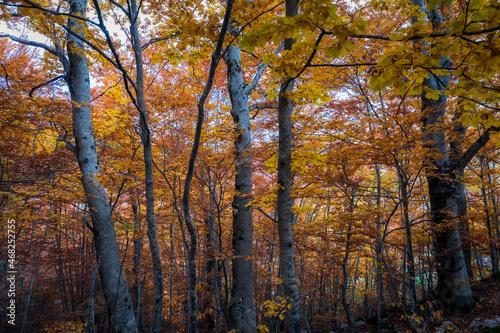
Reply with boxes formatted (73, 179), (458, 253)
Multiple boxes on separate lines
(450, 110), (473, 278)
(411, 0), (474, 314)
(277, 0), (301, 331)
(66, 0), (137, 330)
(128, 0), (164, 330)
(225, 44), (257, 332)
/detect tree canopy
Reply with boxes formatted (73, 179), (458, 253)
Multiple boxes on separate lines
(1, 0), (500, 332)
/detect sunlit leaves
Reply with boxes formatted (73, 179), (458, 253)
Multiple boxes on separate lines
(263, 296), (292, 320)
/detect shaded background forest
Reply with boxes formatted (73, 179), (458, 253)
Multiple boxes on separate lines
(1, 0), (500, 331)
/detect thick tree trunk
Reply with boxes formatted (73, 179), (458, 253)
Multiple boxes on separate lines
(427, 175), (474, 312)
(66, 0), (137, 331)
(225, 44), (257, 333)
(411, 0), (474, 314)
(450, 110), (473, 278)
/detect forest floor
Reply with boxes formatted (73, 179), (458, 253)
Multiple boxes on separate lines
(351, 273), (500, 333)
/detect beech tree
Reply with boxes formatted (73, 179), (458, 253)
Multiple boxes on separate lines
(276, 0), (302, 331)
(406, 0), (500, 313)
(225, 36), (258, 333)
(3, 0), (500, 331)
(1, 0), (139, 330)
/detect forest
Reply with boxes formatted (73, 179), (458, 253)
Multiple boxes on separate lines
(1, 0), (500, 331)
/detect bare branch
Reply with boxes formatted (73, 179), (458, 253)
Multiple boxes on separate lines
(250, 103), (278, 119)
(29, 75), (65, 97)
(249, 103), (278, 111)
(282, 31), (325, 91)
(57, 136), (77, 154)
(107, 0), (129, 17)
(141, 32), (181, 50)
(344, 26), (500, 40)
(255, 206), (277, 223)
(244, 43), (283, 95)
(1, 0), (100, 27)
(225, 0), (285, 52)
(92, 77), (123, 101)
(88, 0), (139, 106)
(183, 0), (234, 245)
(0, 61), (9, 89)
(458, 95), (500, 111)
(309, 62), (377, 68)
(455, 125), (500, 172)
(0, 34), (58, 57)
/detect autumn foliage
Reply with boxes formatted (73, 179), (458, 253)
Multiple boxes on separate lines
(1, 0), (500, 332)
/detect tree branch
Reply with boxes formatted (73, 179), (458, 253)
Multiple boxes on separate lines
(255, 206), (277, 223)
(322, 26), (500, 41)
(455, 126), (500, 172)
(225, 0), (285, 53)
(29, 75), (65, 97)
(250, 104), (278, 119)
(107, 0), (129, 17)
(141, 32), (181, 50)
(91, 78), (123, 102)
(0, 34), (58, 57)
(309, 62), (377, 67)
(244, 43), (283, 95)
(1, 0), (100, 27)
(183, 0), (234, 236)
(0, 61), (9, 89)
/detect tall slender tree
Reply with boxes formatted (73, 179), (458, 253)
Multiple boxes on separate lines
(0, 0), (139, 330)
(182, 0), (234, 331)
(277, 0), (301, 331)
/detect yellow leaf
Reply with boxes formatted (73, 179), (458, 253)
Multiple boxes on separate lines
(390, 33), (406, 41)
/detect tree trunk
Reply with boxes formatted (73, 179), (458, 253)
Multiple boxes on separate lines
(487, 162), (500, 273)
(374, 164), (384, 333)
(128, 1), (164, 330)
(202, 173), (218, 331)
(132, 203), (145, 331)
(277, 0), (301, 330)
(411, 0), (474, 314)
(450, 109), (473, 278)
(480, 157), (499, 275)
(341, 223), (354, 333)
(399, 170), (417, 313)
(181, 2), (234, 332)
(226, 43), (257, 332)
(426, 173), (474, 313)
(66, 0), (137, 330)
